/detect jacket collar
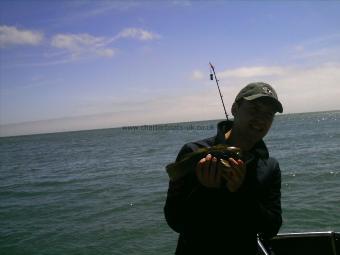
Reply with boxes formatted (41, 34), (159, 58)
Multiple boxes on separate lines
(214, 120), (269, 159)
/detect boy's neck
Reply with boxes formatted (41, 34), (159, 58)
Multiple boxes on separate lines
(224, 129), (253, 152)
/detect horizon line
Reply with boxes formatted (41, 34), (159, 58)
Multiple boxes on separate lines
(1, 109), (339, 138)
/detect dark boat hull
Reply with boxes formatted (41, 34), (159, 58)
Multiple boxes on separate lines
(265, 231), (340, 255)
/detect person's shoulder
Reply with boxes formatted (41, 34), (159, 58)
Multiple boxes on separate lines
(265, 156), (279, 166)
(258, 156), (280, 171)
(175, 136), (215, 162)
(256, 157), (281, 184)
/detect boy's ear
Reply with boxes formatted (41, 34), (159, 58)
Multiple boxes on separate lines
(231, 102), (238, 116)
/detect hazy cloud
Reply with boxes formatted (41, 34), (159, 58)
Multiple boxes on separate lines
(114, 28), (160, 41)
(0, 25), (43, 47)
(291, 33), (340, 62)
(191, 70), (205, 80)
(65, 1), (141, 20)
(51, 33), (116, 58)
(50, 28), (159, 59)
(190, 66), (287, 82)
(2, 63), (339, 137)
(272, 63), (340, 113)
(1, 25), (159, 61)
(172, 0), (192, 7)
(95, 48), (115, 57)
(186, 64), (340, 116)
(218, 66), (287, 78)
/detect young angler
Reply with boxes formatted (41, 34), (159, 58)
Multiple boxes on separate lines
(164, 82), (283, 254)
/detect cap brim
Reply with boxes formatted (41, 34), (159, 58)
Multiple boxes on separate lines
(244, 94), (283, 113)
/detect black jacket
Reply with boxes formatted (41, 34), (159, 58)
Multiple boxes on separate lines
(164, 120), (282, 254)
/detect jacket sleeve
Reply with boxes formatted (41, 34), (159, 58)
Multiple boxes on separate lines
(163, 144), (198, 233)
(255, 158), (282, 239)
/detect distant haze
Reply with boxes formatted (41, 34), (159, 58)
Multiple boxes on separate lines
(1, 1), (340, 136)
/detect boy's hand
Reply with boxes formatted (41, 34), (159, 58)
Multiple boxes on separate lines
(219, 158), (246, 192)
(195, 154), (222, 188)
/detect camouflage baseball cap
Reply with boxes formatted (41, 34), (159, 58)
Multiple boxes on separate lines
(235, 82), (283, 113)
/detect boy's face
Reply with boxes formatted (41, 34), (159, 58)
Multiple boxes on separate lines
(233, 98), (276, 145)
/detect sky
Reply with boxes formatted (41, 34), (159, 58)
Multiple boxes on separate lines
(1, 0), (340, 136)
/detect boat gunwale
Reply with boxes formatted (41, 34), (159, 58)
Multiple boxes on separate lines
(274, 231), (339, 239)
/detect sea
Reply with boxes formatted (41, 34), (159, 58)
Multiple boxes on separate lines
(0, 111), (339, 255)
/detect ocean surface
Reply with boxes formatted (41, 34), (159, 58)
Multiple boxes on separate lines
(1, 111), (339, 255)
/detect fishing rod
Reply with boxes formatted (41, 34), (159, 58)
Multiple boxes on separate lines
(209, 62), (229, 120)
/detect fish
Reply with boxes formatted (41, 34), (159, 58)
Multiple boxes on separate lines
(166, 144), (242, 181)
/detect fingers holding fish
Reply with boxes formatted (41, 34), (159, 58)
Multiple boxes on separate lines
(229, 158), (245, 179)
(210, 156), (221, 186)
(195, 154), (221, 188)
(195, 157), (205, 186)
(230, 158), (246, 192)
(218, 158), (246, 192)
(202, 154), (212, 181)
